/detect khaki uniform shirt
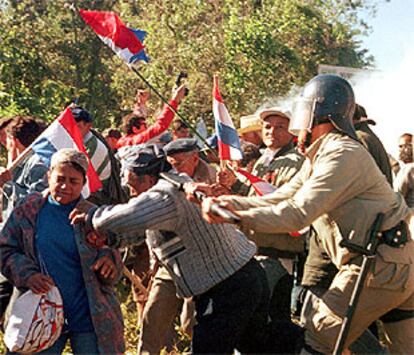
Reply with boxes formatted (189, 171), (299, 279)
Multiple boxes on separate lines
(233, 142), (305, 253)
(303, 122), (394, 287)
(220, 131), (413, 270)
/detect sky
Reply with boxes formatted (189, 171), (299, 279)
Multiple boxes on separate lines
(354, 0), (414, 157)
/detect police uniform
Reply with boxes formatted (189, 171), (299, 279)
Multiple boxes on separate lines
(218, 131), (414, 354)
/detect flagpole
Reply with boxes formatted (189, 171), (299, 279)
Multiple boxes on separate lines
(129, 66), (217, 156)
(7, 146), (34, 172)
(70, 4), (218, 157)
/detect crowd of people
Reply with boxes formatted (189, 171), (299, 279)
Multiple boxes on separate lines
(0, 73), (412, 354)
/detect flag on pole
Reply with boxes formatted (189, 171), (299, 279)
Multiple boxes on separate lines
(236, 168), (276, 196)
(79, 9), (149, 64)
(213, 75), (243, 161)
(31, 108), (102, 196)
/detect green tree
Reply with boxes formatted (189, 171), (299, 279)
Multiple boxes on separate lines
(0, 0), (384, 131)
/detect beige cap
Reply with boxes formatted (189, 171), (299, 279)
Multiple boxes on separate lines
(51, 148), (89, 175)
(258, 107), (291, 121)
(238, 114), (262, 134)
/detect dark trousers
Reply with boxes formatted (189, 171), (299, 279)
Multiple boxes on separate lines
(192, 258), (270, 354)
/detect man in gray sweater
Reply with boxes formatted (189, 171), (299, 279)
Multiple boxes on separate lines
(71, 144), (270, 354)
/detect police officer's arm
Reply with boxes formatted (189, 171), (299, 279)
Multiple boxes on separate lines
(87, 190), (179, 246)
(235, 145), (369, 234)
(217, 161), (306, 210)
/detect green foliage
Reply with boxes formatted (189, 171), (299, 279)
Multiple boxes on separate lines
(0, 0), (381, 131)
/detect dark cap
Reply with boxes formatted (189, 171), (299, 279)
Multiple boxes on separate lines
(123, 144), (170, 176)
(163, 138), (199, 156)
(71, 106), (93, 123)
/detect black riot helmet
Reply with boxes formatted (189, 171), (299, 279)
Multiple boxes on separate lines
(289, 74), (358, 143)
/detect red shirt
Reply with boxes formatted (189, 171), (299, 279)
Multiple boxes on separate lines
(116, 100), (178, 148)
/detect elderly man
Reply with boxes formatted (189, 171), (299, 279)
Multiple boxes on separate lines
(238, 113), (263, 147)
(71, 144), (269, 354)
(164, 138), (217, 184)
(134, 138), (217, 354)
(202, 74), (414, 354)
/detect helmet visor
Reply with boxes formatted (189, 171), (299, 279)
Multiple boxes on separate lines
(289, 98), (315, 136)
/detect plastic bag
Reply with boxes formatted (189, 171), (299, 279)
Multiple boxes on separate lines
(4, 286), (64, 354)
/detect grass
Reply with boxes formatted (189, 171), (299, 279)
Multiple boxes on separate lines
(0, 279), (189, 354)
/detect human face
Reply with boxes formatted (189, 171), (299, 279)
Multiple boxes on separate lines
(398, 136), (413, 163)
(48, 164), (85, 204)
(261, 115), (292, 150)
(105, 136), (118, 150)
(124, 170), (156, 197)
(132, 120), (147, 135)
(173, 126), (189, 140)
(241, 131), (262, 147)
(76, 121), (92, 138)
(167, 151), (198, 177)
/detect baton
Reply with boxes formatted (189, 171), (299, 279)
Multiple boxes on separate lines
(160, 172), (240, 224)
(334, 213), (384, 354)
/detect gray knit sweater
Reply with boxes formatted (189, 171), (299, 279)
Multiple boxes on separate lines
(90, 178), (257, 297)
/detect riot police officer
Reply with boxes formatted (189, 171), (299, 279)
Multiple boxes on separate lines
(201, 74), (414, 354)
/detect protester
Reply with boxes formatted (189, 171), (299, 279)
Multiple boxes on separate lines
(201, 74), (414, 354)
(70, 144), (270, 354)
(0, 117), (13, 149)
(239, 140), (261, 172)
(136, 139), (217, 354)
(103, 128), (121, 151)
(71, 107), (111, 186)
(133, 89), (150, 118)
(0, 149), (125, 354)
(219, 106), (305, 323)
(164, 138), (217, 184)
(238, 113), (263, 147)
(116, 85), (187, 148)
(171, 119), (190, 141)
(71, 107), (127, 205)
(398, 133), (413, 163)
(0, 116), (48, 220)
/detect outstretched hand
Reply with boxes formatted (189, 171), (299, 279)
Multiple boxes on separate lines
(184, 182), (214, 204)
(69, 200), (95, 225)
(201, 197), (240, 225)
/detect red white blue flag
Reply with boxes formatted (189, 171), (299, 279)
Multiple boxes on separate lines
(236, 168), (276, 196)
(212, 76), (243, 161)
(79, 9), (149, 64)
(31, 108), (102, 196)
